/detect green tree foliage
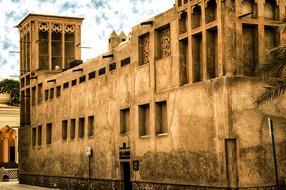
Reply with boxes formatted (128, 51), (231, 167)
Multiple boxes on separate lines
(0, 79), (20, 106)
(256, 17), (286, 104)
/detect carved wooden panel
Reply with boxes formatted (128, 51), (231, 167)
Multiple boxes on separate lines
(142, 35), (150, 65)
(159, 27), (171, 58)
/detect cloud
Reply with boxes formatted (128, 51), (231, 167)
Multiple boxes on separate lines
(0, 0), (174, 79)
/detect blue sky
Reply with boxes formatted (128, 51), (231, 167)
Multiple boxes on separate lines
(0, 0), (174, 79)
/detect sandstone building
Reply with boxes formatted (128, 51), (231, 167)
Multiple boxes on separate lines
(0, 93), (20, 181)
(18, 0), (286, 189)
(0, 94), (19, 166)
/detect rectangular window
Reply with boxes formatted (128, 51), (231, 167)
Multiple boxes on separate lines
(243, 24), (258, 76)
(139, 104), (150, 137)
(206, 27), (218, 79)
(38, 125), (42, 146)
(88, 71), (96, 80)
(192, 33), (203, 82)
(25, 89), (30, 124)
(52, 29), (62, 70)
(32, 127), (36, 147)
(50, 88), (54, 99)
(120, 108), (130, 134)
(72, 79), (77, 86)
(39, 30), (49, 70)
(79, 117), (85, 138)
(79, 76), (86, 83)
(109, 63), (116, 71)
(179, 38), (189, 85)
(37, 83), (43, 104)
(121, 57), (130, 67)
(88, 116), (94, 137)
(155, 101), (168, 135)
(32, 86), (36, 106)
(70, 119), (76, 139)
(62, 120), (68, 140)
(179, 11), (188, 34)
(26, 75), (30, 86)
(46, 123), (52, 144)
(99, 67), (106, 76)
(56, 86), (61, 97)
(139, 33), (150, 66)
(21, 78), (25, 88)
(156, 25), (171, 59)
(191, 5), (202, 29)
(45, 89), (49, 101)
(65, 29), (75, 66)
(20, 91), (25, 125)
(63, 82), (69, 89)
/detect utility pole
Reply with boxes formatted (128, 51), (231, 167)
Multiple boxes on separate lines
(268, 118), (279, 188)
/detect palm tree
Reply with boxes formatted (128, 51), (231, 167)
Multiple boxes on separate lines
(0, 79), (19, 106)
(256, 17), (286, 104)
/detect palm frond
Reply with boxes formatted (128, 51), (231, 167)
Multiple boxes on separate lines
(256, 78), (286, 104)
(256, 51), (286, 78)
(276, 16), (286, 32)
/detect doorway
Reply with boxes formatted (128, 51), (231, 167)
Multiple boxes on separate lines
(9, 146), (15, 163)
(121, 162), (132, 190)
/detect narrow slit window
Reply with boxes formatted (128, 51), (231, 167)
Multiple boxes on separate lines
(109, 63), (116, 71)
(32, 128), (36, 147)
(63, 82), (69, 89)
(26, 75), (30, 86)
(79, 117), (85, 138)
(70, 119), (76, 139)
(50, 88), (54, 99)
(39, 28), (49, 70)
(38, 125), (42, 146)
(52, 25), (62, 70)
(25, 89), (30, 124)
(65, 26), (75, 67)
(79, 75), (86, 83)
(56, 86), (61, 97)
(72, 79), (77, 86)
(37, 83), (43, 104)
(121, 57), (130, 67)
(45, 89), (49, 101)
(88, 116), (94, 137)
(88, 71), (96, 80)
(139, 104), (150, 137)
(155, 101), (168, 135)
(62, 120), (68, 140)
(179, 38), (189, 85)
(192, 33), (203, 82)
(46, 123), (52, 144)
(99, 68), (106, 76)
(32, 87), (36, 106)
(120, 108), (130, 134)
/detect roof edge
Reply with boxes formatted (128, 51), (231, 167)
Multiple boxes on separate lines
(17, 13), (84, 28)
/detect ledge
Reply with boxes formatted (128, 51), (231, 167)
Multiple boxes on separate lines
(157, 133), (168, 137)
(140, 135), (150, 139)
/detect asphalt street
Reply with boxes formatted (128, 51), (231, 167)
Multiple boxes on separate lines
(0, 181), (58, 190)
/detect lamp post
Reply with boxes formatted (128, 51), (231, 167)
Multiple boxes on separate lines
(268, 118), (279, 188)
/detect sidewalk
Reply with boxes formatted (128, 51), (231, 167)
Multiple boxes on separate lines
(0, 181), (58, 190)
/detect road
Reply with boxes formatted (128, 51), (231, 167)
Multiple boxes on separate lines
(0, 181), (58, 190)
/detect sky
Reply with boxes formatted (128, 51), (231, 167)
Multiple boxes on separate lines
(0, 0), (174, 79)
